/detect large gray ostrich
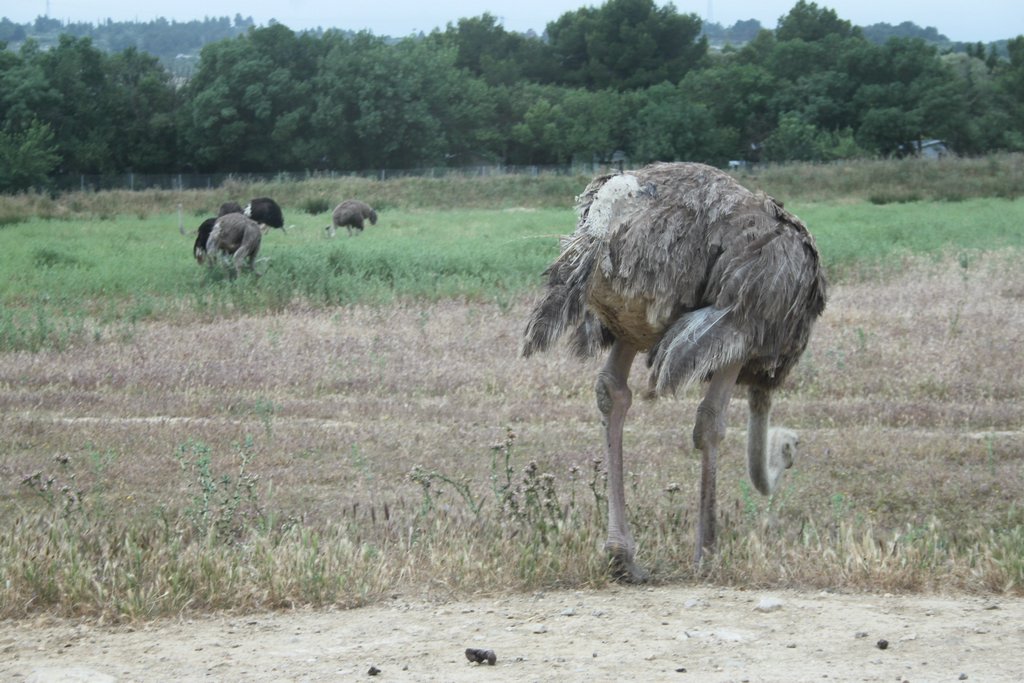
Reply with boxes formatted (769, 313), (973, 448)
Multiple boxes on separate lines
(180, 202), (246, 264)
(522, 162), (827, 579)
(326, 199), (378, 237)
(204, 212), (263, 277)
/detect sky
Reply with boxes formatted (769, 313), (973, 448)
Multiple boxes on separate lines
(4, 0), (1021, 43)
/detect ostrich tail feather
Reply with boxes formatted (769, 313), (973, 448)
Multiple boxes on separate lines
(649, 306), (748, 395)
(522, 233), (603, 358)
(522, 285), (570, 357)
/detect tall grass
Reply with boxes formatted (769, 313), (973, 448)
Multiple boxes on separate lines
(734, 153), (1024, 203)
(5, 423), (1021, 621)
(0, 172), (592, 224)
(1, 154), (1022, 224)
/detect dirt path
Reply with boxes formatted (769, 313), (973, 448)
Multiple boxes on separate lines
(3, 585), (1022, 682)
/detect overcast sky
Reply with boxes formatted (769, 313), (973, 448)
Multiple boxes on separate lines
(5, 0), (1021, 43)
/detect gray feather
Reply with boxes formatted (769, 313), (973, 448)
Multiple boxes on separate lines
(522, 162), (827, 390)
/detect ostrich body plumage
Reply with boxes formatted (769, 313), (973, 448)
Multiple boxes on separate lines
(327, 199), (378, 237)
(205, 213), (263, 276)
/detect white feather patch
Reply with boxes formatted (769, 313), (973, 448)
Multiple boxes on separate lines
(581, 174), (640, 239)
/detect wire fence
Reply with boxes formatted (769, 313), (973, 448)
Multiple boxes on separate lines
(52, 162), (624, 193)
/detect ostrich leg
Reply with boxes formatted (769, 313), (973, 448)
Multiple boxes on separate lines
(596, 340), (647, 582)
(693, 361), (743, 566)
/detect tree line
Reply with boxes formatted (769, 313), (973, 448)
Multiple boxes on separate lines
(1, 0), (1023, 193)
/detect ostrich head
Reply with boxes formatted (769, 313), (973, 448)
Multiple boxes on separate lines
(763, 427), (799, 495)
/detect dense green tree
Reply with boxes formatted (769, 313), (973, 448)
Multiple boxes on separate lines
(627, 83), (732, 164)
(761, 112), (863, 161)
(8, 35), (177, 175)
(0, 119), (59, 192)
(179, 24), (320, 171)
(0, 19), (27, 43)
(430, 14), (551, 86)
(681, 57), (778, 159)
(35, 36), (124, 174)
(510, 95), (568, 165)
(998, 36), (1024, 140)
(557, 88), (631, 163)
(497, 84), (630, 165)
(311, 34), (495, 170)
(846, 38), (959, 154)
(0, 42), (61, 137)
(775, 0), (859, 42)
(761, 112), (820, 161)
(545, 0), (706, 90)
(2, 4), (1024, 188)
(106, 47), (179, 171)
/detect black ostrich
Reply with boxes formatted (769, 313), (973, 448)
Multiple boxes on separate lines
(245, 197), (285, 233)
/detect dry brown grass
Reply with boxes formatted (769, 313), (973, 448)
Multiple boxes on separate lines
(1, 252), (1022, 620)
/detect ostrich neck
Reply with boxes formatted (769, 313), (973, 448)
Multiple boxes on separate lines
(746, 386), (773, 494)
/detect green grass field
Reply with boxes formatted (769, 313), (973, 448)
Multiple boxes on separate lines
(2, 197), (1022, 353)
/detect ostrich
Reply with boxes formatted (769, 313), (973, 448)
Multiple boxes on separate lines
(245, 197), (286, 233)
(204, 212), (263, 277)
(521, 162), (827, 579)
(180, 202), (246, 264)
(325, 199), (377, 237)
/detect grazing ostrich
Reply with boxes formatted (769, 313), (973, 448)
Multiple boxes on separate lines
(325, 199), (377, 237)
(245, 197), (286, 233)
(180, 202), (247, 264)
(204, 212), (263, 277)
(522, 162), (827, 579)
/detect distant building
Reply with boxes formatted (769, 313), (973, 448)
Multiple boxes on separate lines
(912, 139), (952, 159)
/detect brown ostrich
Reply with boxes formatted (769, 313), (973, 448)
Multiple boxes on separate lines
(326, 199), (378, 237)
(180, 201), (247, 264)
(204, 212), (263, 277)
(522, 162), (827, 579)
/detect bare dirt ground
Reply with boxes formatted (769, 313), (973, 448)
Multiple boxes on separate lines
(3, 585), (1023, 682)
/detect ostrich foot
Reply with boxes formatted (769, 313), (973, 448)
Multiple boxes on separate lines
(605, 543), (650, 583)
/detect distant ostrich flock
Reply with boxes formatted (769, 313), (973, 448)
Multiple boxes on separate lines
(182, 196), (377, 277)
